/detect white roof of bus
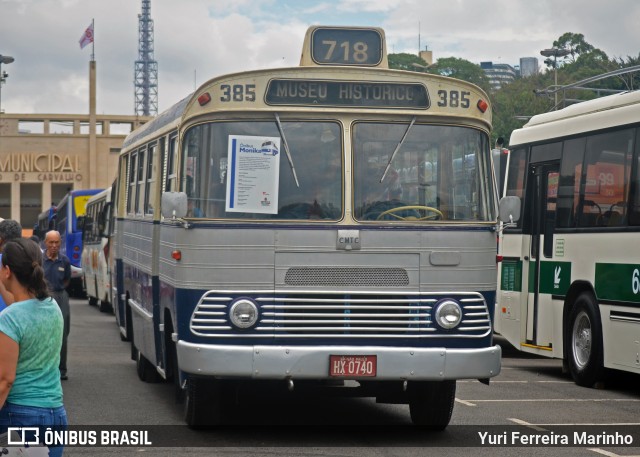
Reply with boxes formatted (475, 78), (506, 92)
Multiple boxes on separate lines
(86, 187), (111, 205)
(509, 90), (640, 147)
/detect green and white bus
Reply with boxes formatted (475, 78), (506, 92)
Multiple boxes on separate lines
(496, 90), (640, 386)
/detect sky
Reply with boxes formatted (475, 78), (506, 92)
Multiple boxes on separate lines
(1, 0), (639, 115)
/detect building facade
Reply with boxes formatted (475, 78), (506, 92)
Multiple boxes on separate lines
(0, 112), (149, 228)
(480, 61), (517, 91)
(519, 57), (539, 77)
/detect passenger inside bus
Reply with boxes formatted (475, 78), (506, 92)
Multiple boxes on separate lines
(357, 163), (427, 221)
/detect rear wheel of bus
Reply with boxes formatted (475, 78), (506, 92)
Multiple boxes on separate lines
(98, 299), (111, 313)
(135, 347), (161, 383)
(568, 292), (605, 387)
(408, 380), (456, 430)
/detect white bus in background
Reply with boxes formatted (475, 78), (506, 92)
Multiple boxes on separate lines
(497, 90), (640, 387)
(81, 187), (113, 313)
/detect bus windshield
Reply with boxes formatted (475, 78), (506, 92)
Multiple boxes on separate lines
(182, 120), (494, 222)
(183, 120), (342, 220)
(353, 122), (494, 222)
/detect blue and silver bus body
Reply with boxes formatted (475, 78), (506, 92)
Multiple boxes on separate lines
(124, 222), (500, 384)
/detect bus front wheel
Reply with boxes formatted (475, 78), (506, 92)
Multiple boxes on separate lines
(568, 292), (605, 387)
(184, 377), (224, 428)
(408, 380), (456, 430)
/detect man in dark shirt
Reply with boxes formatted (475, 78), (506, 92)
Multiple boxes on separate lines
(43, 230), (72, 380)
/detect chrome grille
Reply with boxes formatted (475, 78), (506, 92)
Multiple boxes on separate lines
(284, 267), (409, 287)
(190, 290), (491, 339)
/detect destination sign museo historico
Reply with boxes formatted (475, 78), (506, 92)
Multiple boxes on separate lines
(265, 79), (430, 109)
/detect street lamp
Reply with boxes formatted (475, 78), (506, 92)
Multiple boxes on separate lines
(0, 54), (15, 114)
(540, 48), (569, 109)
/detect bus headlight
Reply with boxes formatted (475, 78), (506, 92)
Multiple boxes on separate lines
(229, 299), (259, 329)
(434, 300), (462, 330)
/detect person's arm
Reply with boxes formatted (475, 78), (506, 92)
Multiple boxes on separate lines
(0, 332), (18, 408)
(63, 258), (71, 289)
(0, 281), (14, 307)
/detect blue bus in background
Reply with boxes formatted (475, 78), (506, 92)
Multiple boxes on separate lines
(55, 188), (103, 297)
(34, 205), (57, 243)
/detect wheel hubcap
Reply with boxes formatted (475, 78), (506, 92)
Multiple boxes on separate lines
(572, 310), (592, 369)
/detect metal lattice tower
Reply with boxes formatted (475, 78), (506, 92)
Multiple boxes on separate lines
(134, 0), (158, 116)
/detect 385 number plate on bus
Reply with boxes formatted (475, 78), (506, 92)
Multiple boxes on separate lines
(329, 355), (377, 377)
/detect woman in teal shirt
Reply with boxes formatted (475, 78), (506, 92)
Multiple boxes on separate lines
(0, 238), (67, 456)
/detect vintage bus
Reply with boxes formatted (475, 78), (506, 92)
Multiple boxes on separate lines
(55, 188), (103, 297)
(497, 90), (640, 387)
(113, 25), (508, 428)
(81, 187), (113, 312)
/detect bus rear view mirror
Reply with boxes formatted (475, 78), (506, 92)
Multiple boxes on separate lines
(499, 196), (521, 223)
(161, 191), (188, 219)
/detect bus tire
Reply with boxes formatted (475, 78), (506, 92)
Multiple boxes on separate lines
(88, 296), (98, 306)
(408, 380), (456, 430)
(184, 377), (223, 428)
(136, 348), (161, 383)
(568, 292), (605, 387)
(98, 300), (111, 313)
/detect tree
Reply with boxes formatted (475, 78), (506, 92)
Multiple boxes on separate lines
(491, 74), (551, 146)
(614, 54), (640, 90)
(553, 32), (595, 63)
(426, 57), (491, 94)
(388, 53), (430, 72)
(388, 53), (491, 94)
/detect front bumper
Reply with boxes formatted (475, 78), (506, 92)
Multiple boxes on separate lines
(70, 264), (83, 279)
(177, 342), (501, 380)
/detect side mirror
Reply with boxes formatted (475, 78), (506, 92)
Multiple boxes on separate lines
(499, 196), (521, 223)
(161, 191), (188, 219)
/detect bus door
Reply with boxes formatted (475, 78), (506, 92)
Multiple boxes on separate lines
(523, 161), (559, 348)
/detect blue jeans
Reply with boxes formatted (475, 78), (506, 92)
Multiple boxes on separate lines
(0, 402), (68, 457)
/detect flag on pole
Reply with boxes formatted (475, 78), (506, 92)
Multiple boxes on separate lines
(79, 22), (94, 49)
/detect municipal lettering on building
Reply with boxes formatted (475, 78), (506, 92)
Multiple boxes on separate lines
(0, 153), (83, 182)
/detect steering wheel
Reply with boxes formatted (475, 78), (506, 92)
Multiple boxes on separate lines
(376, 205), (444, 221)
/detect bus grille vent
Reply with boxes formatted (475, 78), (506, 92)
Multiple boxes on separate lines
(189, 291), (492, 339)
(284, 267), (409, 287)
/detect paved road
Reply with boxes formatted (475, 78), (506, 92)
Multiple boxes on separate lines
(62, 297), (640, 457)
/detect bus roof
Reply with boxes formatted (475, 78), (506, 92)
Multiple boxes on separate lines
(86, 187), (112, 205)
(510, 90), (640, 147)
(123, 95), (191, 149)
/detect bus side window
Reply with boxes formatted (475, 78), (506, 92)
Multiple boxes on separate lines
(578, 129), (633, 228)
(127, 153), (137, 214)
(630, 131), (640, 226)
(557, 138), (584, 228)
(166, 135), (178, 193)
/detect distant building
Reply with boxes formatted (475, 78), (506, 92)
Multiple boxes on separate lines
(519, 57), (539, 77)
(480, 62), (517, 90)
(419, 49), (433, 66)
(0, 112), (149, 225)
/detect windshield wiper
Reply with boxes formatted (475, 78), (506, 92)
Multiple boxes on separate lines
(380, 116), (416, 183)
(274, 113), (300, 187)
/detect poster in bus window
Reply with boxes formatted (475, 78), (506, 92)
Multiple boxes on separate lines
(226, 135), (280, 214)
